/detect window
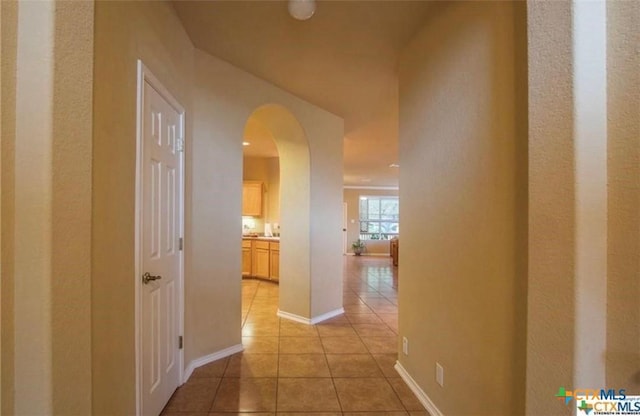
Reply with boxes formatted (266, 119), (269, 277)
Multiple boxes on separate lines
(359, 196), (399, 240)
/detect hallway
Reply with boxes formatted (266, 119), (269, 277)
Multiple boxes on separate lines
(162, 256), (428, 415)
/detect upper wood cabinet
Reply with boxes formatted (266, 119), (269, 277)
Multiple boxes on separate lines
(242, 181), (263, 217)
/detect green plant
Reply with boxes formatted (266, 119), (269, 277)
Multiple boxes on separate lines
(352, 239), (366, 255)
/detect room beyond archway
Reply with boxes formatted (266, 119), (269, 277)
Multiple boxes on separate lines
(241, 104), (313, 321)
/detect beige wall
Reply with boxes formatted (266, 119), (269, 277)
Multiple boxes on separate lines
(526, 3), (577, 413)
(343, 188), (398, 255)
(243, 156), (280, 234)
(398, 2), (528, 415)
(194, 49), (343, 322)
(606, 0), (640, 392)
(93, 1), (194, 413)
(527, 0), (640, 410)
(0, 1), (17, 413)
(1, 1), (94, 413)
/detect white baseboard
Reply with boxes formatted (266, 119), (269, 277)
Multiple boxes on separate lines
(394, 361), (444, 416)
(310, 308), (345, 324)
(277, 309), (311, 324)
(183, 343), (243, 383)
(277, 307), (345, 325)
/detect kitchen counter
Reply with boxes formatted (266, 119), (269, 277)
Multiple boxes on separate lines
(242, 236), (280, 242)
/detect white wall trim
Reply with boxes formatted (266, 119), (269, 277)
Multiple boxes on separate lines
(394, 361), (444, 416)
(343, 185), (399, 191)
(182, 344), (244, 383)
(277, 309), (312, 324)
(277, 308), (345, 325)
(310, 308), (345, 324)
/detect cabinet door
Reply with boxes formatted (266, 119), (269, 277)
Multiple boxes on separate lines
(270, 249), (279, 281)
(242, 247), (252, 276)
(253, 248), (270, 278)
(242, 182), (263, 217)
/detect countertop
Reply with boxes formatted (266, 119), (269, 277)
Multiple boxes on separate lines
(242, 235), (280, 241)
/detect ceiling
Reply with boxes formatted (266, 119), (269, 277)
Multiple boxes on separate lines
(172, 0), (433, 187)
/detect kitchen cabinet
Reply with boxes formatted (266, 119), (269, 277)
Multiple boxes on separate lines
(242, 240), (252, 276)
(242, 238), (280, 281)
(269, 242), (279, 281)
(242, 181), (263, 217)
(252, 240), (270, 279)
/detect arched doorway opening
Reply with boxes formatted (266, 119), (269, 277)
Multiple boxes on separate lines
(240, 104), (312, 321)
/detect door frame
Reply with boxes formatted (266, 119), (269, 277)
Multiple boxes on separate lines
(134, 60), (186, 415)
(343, 202), (348, 254)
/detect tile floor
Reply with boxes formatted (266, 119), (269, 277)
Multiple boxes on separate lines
(162, 255), (429, 416)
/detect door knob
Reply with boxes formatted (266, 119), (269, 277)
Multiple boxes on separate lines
(142, 272), (162, 284)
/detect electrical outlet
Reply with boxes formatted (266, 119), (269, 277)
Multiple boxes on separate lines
(402, 337), (409, 355)
(436, 362), (444, 387)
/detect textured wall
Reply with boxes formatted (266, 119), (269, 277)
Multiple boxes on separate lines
(526, 2), (576, 414)
(50, 2), (94, 413)
(193, 49), (343, 325)
(93, 1), (194, 413)
(606, 0), (640, 393)
(398, 2), (528, 414)
(0, 1), (17, 413)
(4, 1), (94, 413)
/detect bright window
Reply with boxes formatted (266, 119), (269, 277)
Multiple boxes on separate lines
(359, 196), (399, 240)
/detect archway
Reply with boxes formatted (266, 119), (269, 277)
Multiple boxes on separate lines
(243, 104), (313, 319)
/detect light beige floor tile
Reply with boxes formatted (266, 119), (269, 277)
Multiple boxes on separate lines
(224, 353), (279, 377)
(320, 336), (369, 354)
(361, 336), (398, 353)
(279, 320), (319, 337)
(353, 323), (397, 338)
(242, 336), (279, 354)
(372, 353), (401, 378)
(212, 378), (277, 412)
(276, 378), (341, 412)
(333, 378), (404, 412)
(326, 354), (383, 377)
(278, 354), (331, 377)
(346, 313), (384, 324)
(388, 378), (427, 411)
(317, 324), (357, 337)
(163, 377), (220, 413)
(279, 336), (324, 354)
(190, 357), (229, 378)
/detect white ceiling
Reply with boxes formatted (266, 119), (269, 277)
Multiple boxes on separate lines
(172, 0), (433, 187)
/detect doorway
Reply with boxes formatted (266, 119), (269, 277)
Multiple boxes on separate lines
(241, 115), (281, 328)
(135, 61), (185, 416)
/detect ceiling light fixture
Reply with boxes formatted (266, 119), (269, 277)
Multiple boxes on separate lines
(242, 141), (251, 146)
(288, 0), (316, 21)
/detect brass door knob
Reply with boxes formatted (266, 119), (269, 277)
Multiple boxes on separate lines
(142, 272), (162, 284)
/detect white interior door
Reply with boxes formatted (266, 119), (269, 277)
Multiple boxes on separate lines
(138, 64), (184, 416)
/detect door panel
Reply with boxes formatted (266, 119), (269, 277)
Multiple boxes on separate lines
(141, 80), (183, 416)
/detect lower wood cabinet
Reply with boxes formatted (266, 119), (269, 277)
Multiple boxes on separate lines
(242, 249), (252, 276)
(269, 242), (279, 281)
(243, 238), (279, 281)
(252, 241), (270, 279)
